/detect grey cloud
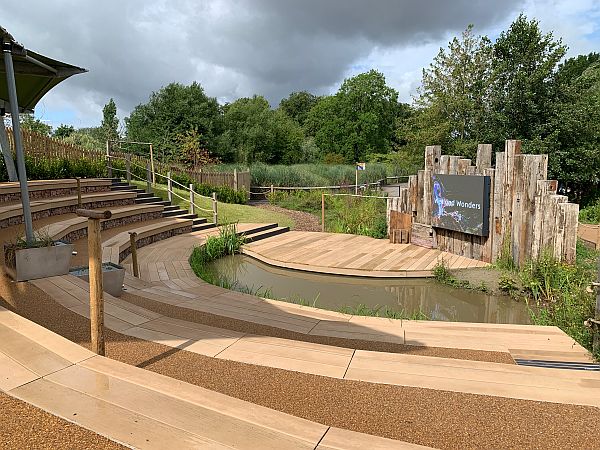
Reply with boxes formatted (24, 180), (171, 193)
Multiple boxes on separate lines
(2, 0), (523, 125)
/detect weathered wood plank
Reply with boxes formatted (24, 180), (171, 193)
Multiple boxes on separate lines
(476, 144), (492, 174)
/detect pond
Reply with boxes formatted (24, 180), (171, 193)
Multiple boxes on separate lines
(205, 254), (531, 324)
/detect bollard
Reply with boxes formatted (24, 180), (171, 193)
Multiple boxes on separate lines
(189, 184), (195, 215)
(126, 154), (131, 184)
(212, 192), (218, 225)
(146, 163), (151, 194)
(76, 208), (112, 356)
(167, 171), (172, 202)
(75, 177), (82, 208)
(128, 231), (139, 278)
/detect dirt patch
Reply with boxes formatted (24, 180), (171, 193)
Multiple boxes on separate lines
(2, 276), (600, 449)
(0, 392), (125, 450)
(121, 292), (515, 364)
(253, 203), (321, 231)
(449, 266), (519, 296)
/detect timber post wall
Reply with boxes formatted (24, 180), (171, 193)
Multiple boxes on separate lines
(387, 140), (579, 266)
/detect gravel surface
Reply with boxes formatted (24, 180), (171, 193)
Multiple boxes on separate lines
(253, 203), (321, 231)
(2, 276), (599, 449)
(0, 392), (126, 450)
(122, 292), (515, 364)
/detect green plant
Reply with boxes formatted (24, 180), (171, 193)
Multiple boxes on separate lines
(338, 303), (429, 320)
(498, 274), (519, 295)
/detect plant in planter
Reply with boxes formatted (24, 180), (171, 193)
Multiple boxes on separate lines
(4, 229), (74, 281)
(69, 262), (125, 297)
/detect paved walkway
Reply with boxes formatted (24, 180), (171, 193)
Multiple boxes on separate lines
(243, 231), (488, 277)
(0, 304), (424, 449)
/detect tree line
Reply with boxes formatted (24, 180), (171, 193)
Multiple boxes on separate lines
(22, 14), (600, 204)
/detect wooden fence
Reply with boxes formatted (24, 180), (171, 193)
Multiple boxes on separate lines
(4, 128), (249, 191)
(387, 141), (579, 266)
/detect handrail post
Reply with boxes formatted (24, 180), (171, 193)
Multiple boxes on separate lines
(270, 184), (274, 194)
(76, 208), (112, 356)
(128, 231), (139, 278)
(233, 168), (238, 191)
(167, 171), (172, 202)
(75, 177), (82, 208)
(149, 143), (156, 185)
(146, 163), (151, 194)
(321, 192), (325, 232)
(189, 184), (195, 215)
(106, 141), (112, 178)
(212, 192), (218, 225)
(125, 154), (131, 184)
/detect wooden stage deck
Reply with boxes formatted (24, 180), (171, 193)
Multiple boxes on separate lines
(243, 231), (488, 277)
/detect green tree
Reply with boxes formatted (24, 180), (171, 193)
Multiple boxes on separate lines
(407, 25), (492, 159)
(101, 98), (120, 143)
(305, 70), (399, 162)
(278, 91), (318, 126)
(125, 82), (222, 162)
(20, 114), (52, 136)
(489, 14), (567, 147)
(556, 52), (600, 86)
(219, 96), (304, 164)
(53, 124), (75, 139)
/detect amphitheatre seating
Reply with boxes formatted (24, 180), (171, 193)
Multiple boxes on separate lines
(40, 203), (165, 242)
(0, 178), (111, 204)
(0, 190), (137, 229)
(0, 304), (421, 449)
(31, 274), (600, 408)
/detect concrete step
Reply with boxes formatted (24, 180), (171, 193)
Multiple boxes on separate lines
(243, 226), (289, 243)
(110, 184), (138, 191)
(192, 222), (217, 232)
(238, 223), (278, 237)
(172, 213), (198, 221)
(193, 218), (208, 226)
(135, 196), (163, 204)
(163, 209), (188, 218)
(163, 205), (180, 212)
(136, 192), (155, 199)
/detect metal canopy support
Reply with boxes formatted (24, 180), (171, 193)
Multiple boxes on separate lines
(0, 109), (18, 181)
(3, 42), (33, 243)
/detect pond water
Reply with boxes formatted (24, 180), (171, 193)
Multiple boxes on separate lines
(205, 254), (531, 324)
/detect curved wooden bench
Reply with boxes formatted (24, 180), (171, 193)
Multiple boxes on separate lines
(0, 178), (111, 204)
(0, 305), (422, 449)
(0, 191), (137, 229)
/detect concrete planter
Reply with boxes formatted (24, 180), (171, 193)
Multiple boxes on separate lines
(70, 262), (125, 297)
(4, 241), (74, 282)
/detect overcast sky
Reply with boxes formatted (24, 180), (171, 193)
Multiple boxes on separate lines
(3, 0), (600, 129)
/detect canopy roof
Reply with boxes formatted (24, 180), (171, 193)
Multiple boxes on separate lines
(0, 25), (87, 113)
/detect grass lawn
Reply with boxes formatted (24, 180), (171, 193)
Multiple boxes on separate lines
(130, 180), (295, 229)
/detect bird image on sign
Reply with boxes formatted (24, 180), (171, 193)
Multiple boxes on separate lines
(356, 162), (366, 171)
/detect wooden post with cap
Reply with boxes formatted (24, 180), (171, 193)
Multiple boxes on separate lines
(321, 192), (325, 232)
(75, 177), (82, 208)
(128, 231), (139, 278)
(76, 208), (112, 356)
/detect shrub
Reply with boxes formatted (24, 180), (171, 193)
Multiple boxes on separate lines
(171, 172), (248, 204)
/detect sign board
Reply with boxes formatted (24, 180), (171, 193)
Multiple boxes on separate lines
(431, 174), (490, 237)
(356, 162), (366, 171)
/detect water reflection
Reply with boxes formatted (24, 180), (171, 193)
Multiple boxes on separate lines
(206, 255), (530, 324)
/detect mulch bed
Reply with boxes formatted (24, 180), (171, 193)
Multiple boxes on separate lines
(1, 276), (599, 449)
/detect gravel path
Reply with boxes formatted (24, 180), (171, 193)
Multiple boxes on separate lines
(2, 276), (600, 449)
(253, 203), (321, 231)
(0, 392), (125, 450)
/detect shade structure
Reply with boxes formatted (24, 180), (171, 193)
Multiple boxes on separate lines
(0, 25), (86, 113)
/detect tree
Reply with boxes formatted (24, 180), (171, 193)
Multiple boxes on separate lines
(20, 114), (52, 136)
(489, 14), (567, 147)
(125, 82), (222, 162)
(278, 91), (318, 126)
(219, 96), (304, 164)
(305, 70), (399, 162)
(53, 124), (75, 139)
(408, 25), (493, 159)
(556, 52), (600, 86)
(176, 127), (218, 167)
(101, 98), (120, 144)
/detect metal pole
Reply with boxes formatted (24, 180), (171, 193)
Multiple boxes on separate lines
(3, 43), (34, 243)
(212, 192), (218, 225)
(189, 184), (195, 215)
(0, 111), (18, 181)
(167, 171), (172, 202)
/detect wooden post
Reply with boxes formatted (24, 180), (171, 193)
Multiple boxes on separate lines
(149, 143), (156, 185)
(321, 192), (325, 232)
(189, 184), (195, 215)
(125, 154), (131, 184)
(106, 141), (112, 178)
(594, 258), (600, 354)
(75, 177), (82, 208)
(167, 171), (172, 202)
(233, 168), (238, 191)
(146, 163), (151, 194)
(128, 231), (139, 278)
(76, 209), (112, 356)
(270, 184), (274, 194)
(355, 166), (358, 195)
(212, 192), (218, 225)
